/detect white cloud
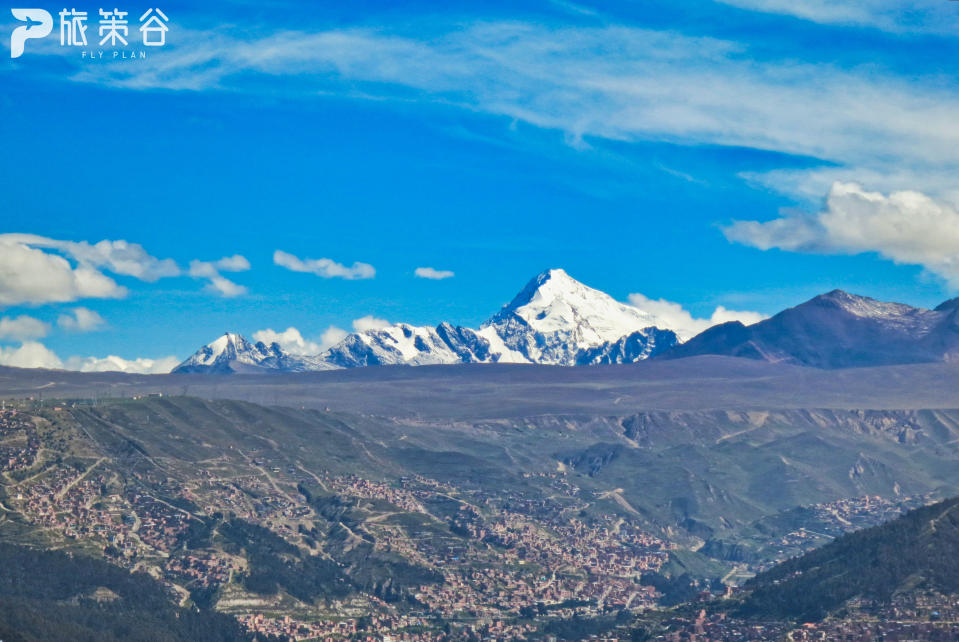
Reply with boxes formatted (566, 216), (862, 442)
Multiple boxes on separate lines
(214, 254), (251, 271)
(708, 306), (767, 328)
(627, 293), (765, 339)
(188, 255), (250, 297)
(0, 234), (252, 303)
(0, 315), (50, 341)
(274, 250), (375, 280)
(64, 354), (181, 374)
(723, 182), (959, 289)
(58, 307), (106, 332)
(320, 325), (349, 348)
(253, 325), (358, 355)
(205, 275), (247, 298)
(415, 267), (455, 280)
(0, 341), (63, 369)
(2, 234), (180, 282)
(54, 22), (959, 203)
(252, 323), (393, 354)
(187, 261), (218, 279)
(352, 315), (390, 332)
(0, 338), (179, 373)
(252, 326), (323, 355)
(715, 0), (956, 34)
(0, 237), (127, 305)
(189, 255), (250, 277)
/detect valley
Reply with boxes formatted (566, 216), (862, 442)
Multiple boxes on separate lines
(3, 360), (959, 639)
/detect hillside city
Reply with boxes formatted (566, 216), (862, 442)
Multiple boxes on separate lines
(2, 399), (954, 641)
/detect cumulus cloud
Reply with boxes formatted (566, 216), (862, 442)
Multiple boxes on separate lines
(0, 315), (50, 341)
(57, 307), (106, 332)
(274, 250), (375, 280)
(0, 237), (127, 305)
(252, 326), (323, 355)
(0, 341), (63, 369)
(0, 234), (252, 303)
(253, 325), (355, 354)
(723, 182), (959, 289)
(64, 354), (180, 374)
(320, 325), (349, 348)
(253, 323), (380, 355)
(352, 315), (391, 332)
(213, 255), (251, 271)
(0, 338), (179, 373)
(2, 234), (179, 281)
(188, 255), (250, 297)
(415, 267), (455, 280)
(627, 293), (765, 340)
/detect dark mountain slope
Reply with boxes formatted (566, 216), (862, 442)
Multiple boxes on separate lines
(659, 290), (959, 368)
(739, 496), (959, 621)
(0, 542), (258, 642)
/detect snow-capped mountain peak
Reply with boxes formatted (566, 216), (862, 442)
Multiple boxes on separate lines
(175, 332), (336, 373)
(192, 332), (258, 367)
(488, 268), (663, 334)
(481, 268), (677, 364)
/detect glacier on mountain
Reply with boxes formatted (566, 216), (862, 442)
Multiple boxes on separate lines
(173, 269), (684, 373)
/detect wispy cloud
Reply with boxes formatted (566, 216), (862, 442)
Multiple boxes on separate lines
(50, 21), (959, 204)
(274, 250), (375, 280)
(714, 0), (959, 34)
(415, 266), (455, 280)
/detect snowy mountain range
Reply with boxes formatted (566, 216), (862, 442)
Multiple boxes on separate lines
(173, 269), (683, 373)
(171, 270), (959, 374)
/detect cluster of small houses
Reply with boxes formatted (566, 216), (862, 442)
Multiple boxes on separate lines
(0, 405), (705, 641)
(0, 408), (39, 472)
(237, 612), (543, 641)
(166, 554), (237, 588)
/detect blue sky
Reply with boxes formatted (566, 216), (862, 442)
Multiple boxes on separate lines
(2, 0), (959, 370)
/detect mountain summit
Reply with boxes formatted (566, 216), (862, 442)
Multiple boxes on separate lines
(481, 268), (678, 365)
(658, 289), (959, 368)
(175, 332), (334, 374)
(173, 269), (681, 373)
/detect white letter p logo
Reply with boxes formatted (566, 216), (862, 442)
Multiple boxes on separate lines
(10, 9), (52, 59)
